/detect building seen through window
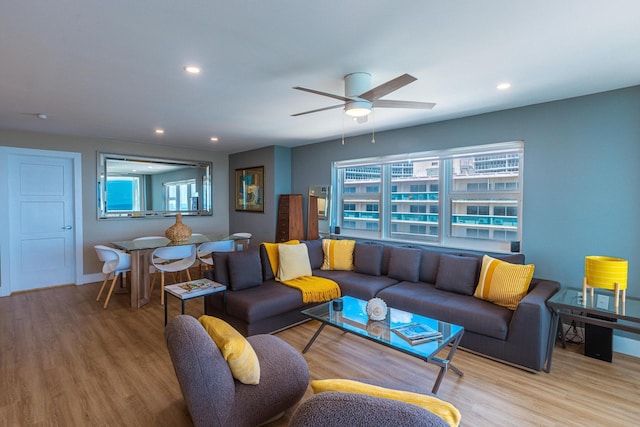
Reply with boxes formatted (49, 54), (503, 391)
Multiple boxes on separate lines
(333, 142), (523, 251)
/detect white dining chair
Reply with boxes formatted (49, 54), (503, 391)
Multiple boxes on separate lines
(94, 245), (132, 309)
(197, 239), (235, 275)
(133, 236), (170, 287)
(231, 232), (252, 250)
(151, 244), (197, 305)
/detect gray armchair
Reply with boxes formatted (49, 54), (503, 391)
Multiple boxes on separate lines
(290, 391), (450, 427)
(164, 315), (309, 427)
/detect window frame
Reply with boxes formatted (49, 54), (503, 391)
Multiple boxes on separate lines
(332, 141), (524, 253)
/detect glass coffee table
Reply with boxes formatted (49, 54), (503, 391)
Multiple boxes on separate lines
(301, 295), (464, 394)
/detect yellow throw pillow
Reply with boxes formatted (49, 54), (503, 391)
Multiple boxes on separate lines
(198, 315), (260, 385)
(277, 243), (312, 281)
(311, 379), (461, 427)
(474, 255), (535, 310)
(262, 240), (300, 276)
(321, 239), (355, 271)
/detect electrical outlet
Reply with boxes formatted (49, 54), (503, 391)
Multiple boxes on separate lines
(596, 294), (610, 310)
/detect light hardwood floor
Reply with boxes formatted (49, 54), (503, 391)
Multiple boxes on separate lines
(1, 282), (639, 426)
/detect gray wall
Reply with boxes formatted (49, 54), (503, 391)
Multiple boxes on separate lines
(0, 129), (229, 277)
(290, 86), (640, 296)
(229, 145), (293, 245)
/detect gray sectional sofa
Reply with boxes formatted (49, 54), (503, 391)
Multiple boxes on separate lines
(203, 239), (560, 372)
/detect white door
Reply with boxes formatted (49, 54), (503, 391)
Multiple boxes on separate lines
(8, 154), (76, 291)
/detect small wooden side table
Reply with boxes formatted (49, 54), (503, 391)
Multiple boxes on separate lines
(164, 278), (226, 325)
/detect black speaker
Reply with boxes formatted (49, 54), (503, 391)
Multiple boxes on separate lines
(334, 226), (340, 235)
(510, 241), (521, 253)
(584, 313), (614, 362)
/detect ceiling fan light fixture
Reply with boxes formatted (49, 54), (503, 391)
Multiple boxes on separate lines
(344, 100), (372, 117)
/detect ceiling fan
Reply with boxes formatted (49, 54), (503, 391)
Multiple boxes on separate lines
(291, 72), (435, 122)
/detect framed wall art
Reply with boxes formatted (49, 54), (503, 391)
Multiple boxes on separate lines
(235, 166), (264, 212)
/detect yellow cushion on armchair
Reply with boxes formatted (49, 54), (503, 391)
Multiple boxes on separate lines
(199, 315), (260, 385)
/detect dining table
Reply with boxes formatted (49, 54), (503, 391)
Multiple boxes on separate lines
(111, 234), (248, 308)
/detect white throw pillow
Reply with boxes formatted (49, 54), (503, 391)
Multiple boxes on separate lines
(277, 243), (312, 281)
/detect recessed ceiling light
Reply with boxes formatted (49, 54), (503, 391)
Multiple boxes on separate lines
(184, 65), (201, 74)
(210, 137), (219, 142)
(155, 129), (165, 134)
(497, 82), (511, 90)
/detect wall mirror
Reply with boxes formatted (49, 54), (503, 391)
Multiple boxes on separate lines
(98, 152), (212, 219)
(309, 185), (330, 219)
(309, 185), (331, 237)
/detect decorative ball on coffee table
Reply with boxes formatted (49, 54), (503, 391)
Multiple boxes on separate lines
(366, 297), (387, 321)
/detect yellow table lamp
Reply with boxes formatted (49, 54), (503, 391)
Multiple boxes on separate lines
(583, 256), (628, 311)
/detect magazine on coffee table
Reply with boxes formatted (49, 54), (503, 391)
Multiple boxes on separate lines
(393, 322), (442, 345)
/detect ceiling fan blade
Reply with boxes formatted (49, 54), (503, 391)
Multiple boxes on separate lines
(293, 86), (353, 102)
(291, 104), (344, 117)
(372, 99), (436, 110)
(359, 73), (417, 101)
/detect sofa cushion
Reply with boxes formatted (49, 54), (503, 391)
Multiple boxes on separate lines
(354, 243), (383, 276)
(302, 239), (324, 270)
(435, 254), (479, 295)
(419, 249), (441, 284)
(277, 243), (312, 281)
(377, 281), (512, 340)
(228, 248), (263, 290)
(314, 269), (398, 300)
(321, 239), (355, 271)
(224, 280), (308, 323)
(198, 315), (260, 385)
(387, 247), (421, 282)
(310, 379), (460, 427)
(474, 255), (535, 310)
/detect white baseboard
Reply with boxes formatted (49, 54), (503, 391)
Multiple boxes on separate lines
(81, 273), (104, 285)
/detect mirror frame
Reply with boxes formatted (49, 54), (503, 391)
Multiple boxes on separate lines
(97, 152), (213, 219)
(309, 185), (331, 220)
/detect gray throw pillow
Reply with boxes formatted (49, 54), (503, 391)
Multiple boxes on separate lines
(227, 248), (263, 290)
(435, 254), (479, 295)
(419, 249), (441, 284)
(302, 239), (324, 270)
(211, 252), (231, 285)
(259, 244), (275, 281)
(354, 243), (383, 276)
(387, 247), (422, 282)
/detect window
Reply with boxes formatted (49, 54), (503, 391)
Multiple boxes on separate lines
(106, 176), (141, 212)
(334, 141), (523, 251)
(164, 179), (197, 211)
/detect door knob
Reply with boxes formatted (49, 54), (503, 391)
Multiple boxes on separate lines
(61, 225), (72, 230)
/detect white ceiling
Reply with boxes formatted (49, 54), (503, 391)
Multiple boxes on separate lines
(1, 1), (639, 154)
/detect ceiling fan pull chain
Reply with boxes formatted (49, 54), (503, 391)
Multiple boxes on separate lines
(371, 109), (376, 143)
(341, 113), (345, 145)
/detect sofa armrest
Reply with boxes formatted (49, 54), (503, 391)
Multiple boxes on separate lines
(505, 278), (560, 370)
(510, 278), (560, 329)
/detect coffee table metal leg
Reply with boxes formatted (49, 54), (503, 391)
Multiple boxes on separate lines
(303, 323), (327, 354)
(429, 332), (464, 394)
